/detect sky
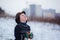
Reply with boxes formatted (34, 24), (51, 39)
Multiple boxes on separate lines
(0, 0), (60, 15)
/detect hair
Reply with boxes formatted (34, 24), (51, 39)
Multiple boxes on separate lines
(15, 11), (26, 24)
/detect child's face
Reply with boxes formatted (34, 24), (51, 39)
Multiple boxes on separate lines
(20, 13), (27, 23)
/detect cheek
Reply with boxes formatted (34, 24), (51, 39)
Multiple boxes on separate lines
(25, 17), (27, 20)
(20, 16), (23, 20)
(23, 17), (27, 20)
(20, 16), (25, 20)
(20, 15), (27, 21)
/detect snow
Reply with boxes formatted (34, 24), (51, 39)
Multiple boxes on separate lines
(0, 18), (60, 40)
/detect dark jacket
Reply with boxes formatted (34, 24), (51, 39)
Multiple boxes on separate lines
(14, 22), (30, 40)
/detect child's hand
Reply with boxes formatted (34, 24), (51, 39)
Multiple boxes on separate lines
(29, 33), (33, 39)
(25, 32), (33, 39)
(27, 32), (30, 35)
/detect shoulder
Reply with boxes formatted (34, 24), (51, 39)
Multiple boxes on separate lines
(15, 24), (20, 29)
(26, 24), (30, 28)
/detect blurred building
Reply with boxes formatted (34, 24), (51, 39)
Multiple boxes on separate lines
(29, 4), (56, 18)
(30, 4), (43, 17)
(43, 9), (56, 19)
(35, 5), (43, 17)
(55, 13), (60, 19)
(23, 4), (57, 19)
(30, 4), (36, 17)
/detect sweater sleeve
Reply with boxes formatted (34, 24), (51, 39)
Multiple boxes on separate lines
(14, 24), (22, 35)
(28, 25), (31, 31)
(14, 25), (24, 40)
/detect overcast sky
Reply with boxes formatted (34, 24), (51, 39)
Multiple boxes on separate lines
(0, 0), (60, 15)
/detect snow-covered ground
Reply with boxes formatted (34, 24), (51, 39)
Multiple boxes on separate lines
(0, 18), (60, 40)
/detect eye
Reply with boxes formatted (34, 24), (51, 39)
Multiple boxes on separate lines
(22, 15), (24, 16)
(21, 14), (26, 17)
